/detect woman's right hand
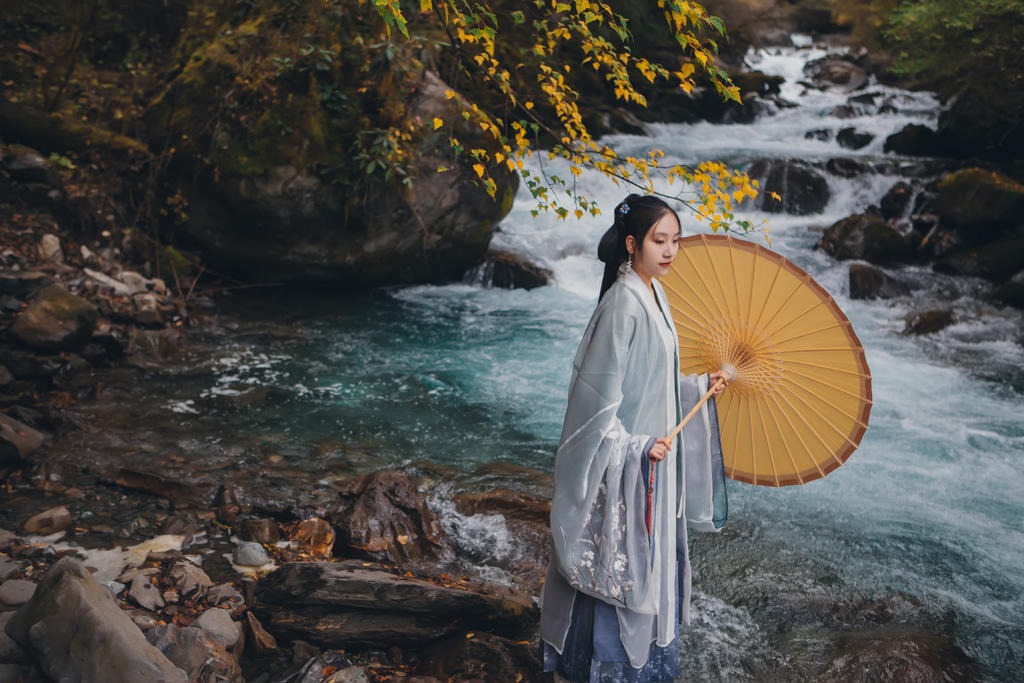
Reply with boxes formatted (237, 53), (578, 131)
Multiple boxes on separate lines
(649, 437), (672, 462)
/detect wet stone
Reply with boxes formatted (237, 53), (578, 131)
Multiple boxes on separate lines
(168, 559), (212, 599)
(0, 579), (36, 609)
(22, 505), (71, 535)
(233, 540), (271, 567)
(240, 517), (280, 545)
(207, 583), (244, 608)
(193, 607), (242, 651)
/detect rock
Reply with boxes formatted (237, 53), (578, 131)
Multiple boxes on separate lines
(38, 234), (63, 263)
(819, 213), (916, 264)
(0, 530), (16, 553)
(466, 249), (553, 290)
(933, 238), (1024, 282)
(453, 489), (550, 527)
(416, 632), (544, 682)
(117, 271), (151, 294)
(233, 541), (271, 567)
(132, 293), (164, 326)
(848, 264), (912, 300)
(0, 414), (45, 465)
(287, 653), (353, 683)
(0, 611), (28, 662)
(167, 559), (213, 599)
(129, 572), (166, 611)
(4, 557), (188, 682)
(206, 584), (244, 608)
(3, 146), (60, 186)
(938, 85), (1024, 162)
(823, 629), (978, 681)
(805, 129), (831, 142)
(146, 48), (515, 286)
(932, 168), (1024, 242)
(884, 123), (942, 157)
(193, 608), (242, 651)
(747, 159), (831, 215)
(836, 127), (874, 150)
(903, 309), (954, 336)
(22, 505), (71, 535)
(826, 158), (870, 179)
(254, 560), (536, 648)
(8, 284), (100, 351)
(0, 272), (51, 299)
(0, 557), (20, 581)
(0, 580), (36, 609)
(148, 623), (241, 683)
(993, 270), (1024, 309)
(243, 611), (277, 656)
(880, 181), (914, 220)
(239, 518), (281, 545)
(0, 364), (13, 387)
(289, 518), (335, 559)
(83, 267), (135, 296)
(328, 470), (454, 567)
(804, 55), (868, 91)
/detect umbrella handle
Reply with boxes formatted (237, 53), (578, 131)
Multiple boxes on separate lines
(666, 375), (726, 445)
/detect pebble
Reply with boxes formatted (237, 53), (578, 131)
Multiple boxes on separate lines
(233, 541), (270, 567)
(0, 579), (37, 608)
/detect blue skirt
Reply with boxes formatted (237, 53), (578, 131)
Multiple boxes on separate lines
(540, 590), (681, 683)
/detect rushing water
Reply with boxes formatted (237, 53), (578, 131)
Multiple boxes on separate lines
(106, 39), (1023, 679)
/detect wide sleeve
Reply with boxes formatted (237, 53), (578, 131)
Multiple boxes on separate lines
(678, 373), (728, 531)
(549, 296), (657, 612)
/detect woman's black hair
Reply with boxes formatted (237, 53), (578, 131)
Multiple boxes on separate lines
(597, 193), (680, 299)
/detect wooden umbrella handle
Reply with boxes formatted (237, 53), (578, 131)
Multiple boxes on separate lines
(666, 376), (726, 444)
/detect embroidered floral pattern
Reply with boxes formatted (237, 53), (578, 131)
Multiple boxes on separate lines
(565, 477), (637, 607)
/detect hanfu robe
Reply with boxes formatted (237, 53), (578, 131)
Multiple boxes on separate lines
(540, 268), (728, 673)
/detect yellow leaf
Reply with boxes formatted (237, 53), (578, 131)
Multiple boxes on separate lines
(473, 164), (485, 178)
(433, 117), (443, 130)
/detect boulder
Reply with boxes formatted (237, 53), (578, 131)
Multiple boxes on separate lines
(848, 264), (912, 300)
(938, 85), (1024, 162)
(748, 159), (831, 215)
(8, 284), (100, 351)
(903, 309), (954, 336)
(819, 213), (916, 264)
(932, 168), (1024, 242)
(823, 629), (978, 681)
(836, 127), (874, 150)
(804, 56), (868, 91)
(192, 608), (242, 651)
(466, 249), (552, 290)
(933, 238), (1024, 282)
(145, 13), (515, 287)
(880, 181), (914, 220)
(254, 560), (536, 648)
(884, 123), (942, 157)
(825, 157), (870, 179)
(4, 557), (187, 682)
(993, 270), (1024, 309)
(328, 470), (454, 567)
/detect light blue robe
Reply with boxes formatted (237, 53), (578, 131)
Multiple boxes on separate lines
(540, 268), (728, 669)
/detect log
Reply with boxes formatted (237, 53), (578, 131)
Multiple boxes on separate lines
(0, 98), (150, 159)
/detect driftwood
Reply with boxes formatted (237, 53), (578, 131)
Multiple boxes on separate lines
(0, 98), (150, 158)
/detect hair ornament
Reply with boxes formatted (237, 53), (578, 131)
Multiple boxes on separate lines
(616, 202), (631, 216)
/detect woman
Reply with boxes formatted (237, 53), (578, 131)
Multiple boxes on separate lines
(539, 194), (729, 682)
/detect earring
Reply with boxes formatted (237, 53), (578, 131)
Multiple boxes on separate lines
(626, 252), (633, 272)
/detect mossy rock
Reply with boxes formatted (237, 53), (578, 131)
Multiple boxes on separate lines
(819, 212), (915, 265)
(933, 167), (1024, 242)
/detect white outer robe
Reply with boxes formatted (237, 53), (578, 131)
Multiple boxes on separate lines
(540, 268), (728, 669)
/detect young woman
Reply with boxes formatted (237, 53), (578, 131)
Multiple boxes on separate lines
(539, 194), (729, 682)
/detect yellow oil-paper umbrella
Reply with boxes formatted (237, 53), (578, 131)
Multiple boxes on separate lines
(661, 234), (872, 486)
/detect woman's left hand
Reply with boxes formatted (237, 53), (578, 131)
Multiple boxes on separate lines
(709, 371), (729, 396)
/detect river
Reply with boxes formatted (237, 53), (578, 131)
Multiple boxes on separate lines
(65, 39), (1024, 679)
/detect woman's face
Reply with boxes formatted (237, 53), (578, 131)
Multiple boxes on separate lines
(629, 212), (681, 281)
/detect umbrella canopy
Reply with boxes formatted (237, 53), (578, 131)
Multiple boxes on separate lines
(661, 234), (872, 486)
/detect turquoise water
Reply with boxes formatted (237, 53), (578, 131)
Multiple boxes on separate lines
(158, 42), (1024, 679)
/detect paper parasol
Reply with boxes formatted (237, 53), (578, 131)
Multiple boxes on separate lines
(661, 234), (872, 486)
